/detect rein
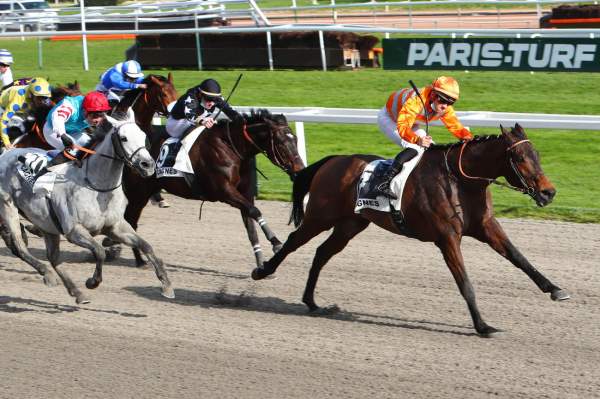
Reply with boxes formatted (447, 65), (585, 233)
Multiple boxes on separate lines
(226, 122), (288, 172)
(445, 139), (535, 194)
(82, 122), (147, 192)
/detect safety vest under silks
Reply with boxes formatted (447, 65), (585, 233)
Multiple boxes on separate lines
(0, 85), (33, 146)
(45, 95), (89, 137)
(385, 86), (473, 144)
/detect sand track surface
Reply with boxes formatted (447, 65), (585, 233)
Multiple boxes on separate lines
(1, 196), (599, 398)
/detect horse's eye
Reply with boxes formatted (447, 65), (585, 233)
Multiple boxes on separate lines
(120, 136), (128, 142)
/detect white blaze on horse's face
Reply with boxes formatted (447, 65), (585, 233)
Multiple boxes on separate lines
(106, 108), (155, 178)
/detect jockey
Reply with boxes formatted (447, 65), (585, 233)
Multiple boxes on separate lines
(0, 77), (52, 149)
(375, 76), (474, 199)
(42, 91), (111, 168)
(0, 49), (14, 89)
(166, 78), (242, 143)
(96, 60), (147, 107)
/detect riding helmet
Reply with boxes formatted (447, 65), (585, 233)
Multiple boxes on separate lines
(27, 78), (51, 97)
(198, 79), (222, 101)
(83, 91), (111, 112)
(432, 76), (459, 101)
(0, 49), (13, 65)
(121, 60), (144, 79)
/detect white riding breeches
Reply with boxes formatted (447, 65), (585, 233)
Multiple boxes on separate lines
(166, 117), (195, 139)
(377, 107), (426, 152)
(43, 124), (92, 151)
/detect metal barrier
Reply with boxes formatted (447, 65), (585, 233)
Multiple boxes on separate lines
(154, 107), (600, 164)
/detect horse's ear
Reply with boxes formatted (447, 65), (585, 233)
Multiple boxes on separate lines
(74, 81), (80, 90)
(105, 113), (119, 127)
(167, 72), (173, 83)
(499, 124), (508, 135)
(126, 107), (135, 122)
(150, 75), (160, 85)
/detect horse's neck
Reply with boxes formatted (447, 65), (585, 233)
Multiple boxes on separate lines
(85, 134), (123, 187)
(447, 138), (506, 181)
(224, 122), (257, 160)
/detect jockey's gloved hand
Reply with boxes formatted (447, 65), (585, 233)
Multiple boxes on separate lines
(60, 134), (74, 148)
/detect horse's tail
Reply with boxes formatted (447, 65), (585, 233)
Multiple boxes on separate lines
(290, 155), (337, 228)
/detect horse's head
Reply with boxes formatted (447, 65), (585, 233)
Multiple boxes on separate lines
(500, 123), (556, 207)
(143, 73), (178, 116)
(104, 108), (155, 177)
(244, 109), (305, 179)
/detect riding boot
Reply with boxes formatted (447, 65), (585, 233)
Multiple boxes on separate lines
(374, 148), (419, 200)
(33, 151), (73, 179)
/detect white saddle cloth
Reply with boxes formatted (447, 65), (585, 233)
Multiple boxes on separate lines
(156, 125), (206, 178)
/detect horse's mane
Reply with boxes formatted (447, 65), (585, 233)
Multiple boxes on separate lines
(429, 135), (500, 151)
(119, 74), (170, 106)
(242, 108), (286, 124)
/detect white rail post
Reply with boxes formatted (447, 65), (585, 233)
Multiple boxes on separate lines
(294, 121), (307, 165)
(292, 0), (298, 23)
(319, 30), (327, 71)
(37, 23), (43, 69)
(266, 31), (274, 71)
(80, 0), (89, 71)
(331, 0), (337, 23)
(194, 11), (203, 70)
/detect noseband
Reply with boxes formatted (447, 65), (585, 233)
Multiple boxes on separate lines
(445, 138), (536, 196)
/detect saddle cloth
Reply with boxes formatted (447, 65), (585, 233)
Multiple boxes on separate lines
(156, 125), (206, 178)
(354, 153), (423, 214)
(17, 151), (68, 197)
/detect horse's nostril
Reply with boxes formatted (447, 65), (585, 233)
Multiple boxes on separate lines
(542, 188), (556, 200)
(140, 161), (151, 169)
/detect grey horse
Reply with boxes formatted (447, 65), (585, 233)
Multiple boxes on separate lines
(0, 108), (174, 304)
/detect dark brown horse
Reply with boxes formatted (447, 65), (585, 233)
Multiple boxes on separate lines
(116, 73), (178, 134)
(252, 124), (569, 336)
(12, 81), (82, 150)
(122, 109), (305, 267)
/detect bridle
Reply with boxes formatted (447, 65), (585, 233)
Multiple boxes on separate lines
(444, 138), (536, 196)
(226, 121), (299, 174)
(83, 122), (148, 192)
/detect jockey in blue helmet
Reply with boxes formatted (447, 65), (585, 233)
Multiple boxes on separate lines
(95, 60), (147, 107)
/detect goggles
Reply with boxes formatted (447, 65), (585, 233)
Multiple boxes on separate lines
(434, 91), (456, 106)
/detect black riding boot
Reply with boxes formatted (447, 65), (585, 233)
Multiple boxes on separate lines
(374, 148), (419, 200)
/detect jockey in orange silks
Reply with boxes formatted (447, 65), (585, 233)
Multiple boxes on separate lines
(374, 76), (474, 199)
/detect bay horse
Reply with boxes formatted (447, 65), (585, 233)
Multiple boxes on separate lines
(121, 109), (305, 267)
(252, 124), (569, 336)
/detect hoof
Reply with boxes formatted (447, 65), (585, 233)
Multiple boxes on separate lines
(551, 289), (570, 301)
(251, 266), (273, 280)
(43, 272), (60, 287)
(101, 237), (115, 247)
(76, 293), (91, 304)
(105, 246), (122, 262)
(135, 260), (149, 269)
(85, 278), (100, 290)
(309, 304), (340, 316)
(161, 285), (175, 299)
(477, 325), (503, 338)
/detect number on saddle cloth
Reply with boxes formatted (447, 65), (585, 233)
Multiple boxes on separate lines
(20, 152), (49, 175)
(157, 138), (182, 169)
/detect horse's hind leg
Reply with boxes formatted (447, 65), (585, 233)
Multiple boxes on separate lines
(436, 236), (499, 337)
(302, 218), (369, 312)
(471, 217), (569, 301)
(0, 204), (59, 287)
(65, 225), (106, 290)
(107, 220), (174, 299)
(44, 233), (90, 304)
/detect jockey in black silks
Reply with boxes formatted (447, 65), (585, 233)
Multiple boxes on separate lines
(165, 78), (243, 153)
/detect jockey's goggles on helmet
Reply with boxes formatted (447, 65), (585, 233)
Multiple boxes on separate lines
(0, 63), (9, 68)
(87, 111), (107, 119)
(434, 91), (456, 106)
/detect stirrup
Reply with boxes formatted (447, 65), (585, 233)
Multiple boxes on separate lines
(375, 182), (398, 200)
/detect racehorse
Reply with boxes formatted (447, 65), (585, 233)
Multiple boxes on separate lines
(0, 108), (173, 304)
(251, 124), (569, 336)
(121, 109), (305, 268)
(12, 81), (82, 150)
(115, 73), (178, 135)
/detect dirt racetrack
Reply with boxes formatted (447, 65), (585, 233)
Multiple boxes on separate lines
(1, 195), (599, 399)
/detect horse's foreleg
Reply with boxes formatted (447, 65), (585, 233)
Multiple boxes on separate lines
(436, 236), (499, 336)
(107, 220), (174, 299)
(223, 189), (281, 253)
(472, 217), (569, 301)
(252, 215), (334, 281)
(65, 225), (106, 290)
(241, 212), (264, 267)
(0, 204), (59, 287)
(302, 219), (369, 312)
(44, 233), (89, 304)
